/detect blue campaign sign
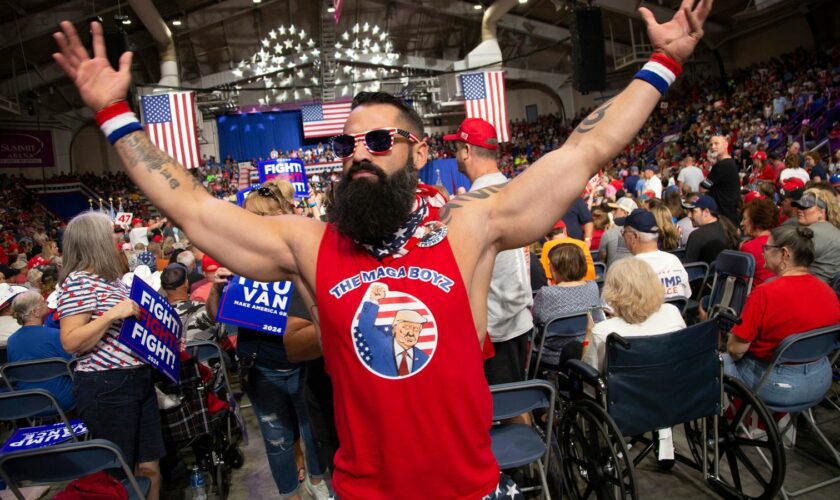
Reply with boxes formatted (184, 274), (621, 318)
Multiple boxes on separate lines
(119, 278), (182, 383)
(0, 420), (88, 454)
(236, 184), (262, 207)
(258, 158), (310, 198)
(216, 276), (293, 335)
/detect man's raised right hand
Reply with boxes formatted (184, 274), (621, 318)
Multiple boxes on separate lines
(52, 21), (133, 112)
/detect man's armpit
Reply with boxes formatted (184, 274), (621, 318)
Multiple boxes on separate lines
(439, 183), (505, 225)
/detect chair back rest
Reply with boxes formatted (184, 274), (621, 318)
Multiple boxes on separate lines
(543, 312), (589, 339)
(669, 248), (687, 261)
(605, 320), (721, 436)
(1, 358), (73, 388)
(0, 439), (134, 487)
(708, 250), (755, 316)
(683, 262), (709, 284)
(0, 390), (62, 421)
(771, 324), (840, 365)
(185, 340), (223, 365)
(594, 262), (606, 281)
(490, 380), (554, 421)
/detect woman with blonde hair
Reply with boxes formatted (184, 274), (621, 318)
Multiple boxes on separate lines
(649, 204), (680, 251)
(792, 187), (840, 283)
(582, 257), (686, 469)
(56, 211), (164, 499)
(583, 258), (686, 372)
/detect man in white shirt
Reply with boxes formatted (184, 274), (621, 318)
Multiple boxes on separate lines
(616, 209), (691, 299)
(642, 165), (663, 198)
(676, 155), (704, 193)
(444, 118), (533, 386)
(779, 162), (810, 184)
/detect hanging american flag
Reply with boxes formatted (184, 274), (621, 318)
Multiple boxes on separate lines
(333, 0), (344, 24)
(460, 71), (510, 143)
(140, 91), (201, 169)
(301, 101), (353, 138)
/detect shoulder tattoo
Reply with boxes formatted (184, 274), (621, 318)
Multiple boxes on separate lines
(439, 183), (505, 225)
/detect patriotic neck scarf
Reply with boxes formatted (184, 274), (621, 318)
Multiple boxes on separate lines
(359, 184), (447, 262)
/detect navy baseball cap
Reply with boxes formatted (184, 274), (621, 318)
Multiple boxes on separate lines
(614, 209), (659, 233)
(643, 165), (657, 171)
(682, 194), (718, 213)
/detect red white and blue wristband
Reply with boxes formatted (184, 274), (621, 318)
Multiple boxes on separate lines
(96, 101), (143, 145)
(634, 53), (683, 95)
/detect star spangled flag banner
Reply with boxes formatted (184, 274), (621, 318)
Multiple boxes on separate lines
(301, 101), (353, 138)
(460, 71), (510, 143)
(140, 92), (201, 169)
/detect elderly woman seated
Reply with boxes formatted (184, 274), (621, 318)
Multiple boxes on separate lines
(7, 290), (74, 411)
(725, 224), (840, 407)
(581, 258), (686, 469)
(532, 243), (601, 367)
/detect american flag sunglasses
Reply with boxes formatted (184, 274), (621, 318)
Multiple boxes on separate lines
(331, 128), (421, 160)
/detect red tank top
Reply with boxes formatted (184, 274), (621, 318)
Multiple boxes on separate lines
(316, 221), (499, 499)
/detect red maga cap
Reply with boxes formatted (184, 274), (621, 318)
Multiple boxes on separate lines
(442, 118), (499, 150)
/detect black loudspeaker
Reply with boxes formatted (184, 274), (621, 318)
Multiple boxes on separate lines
(571, 7), (606, 93)
(104, 30), (128, 72)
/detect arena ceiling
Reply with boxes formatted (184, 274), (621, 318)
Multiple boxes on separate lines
(0, 0), (826, 120)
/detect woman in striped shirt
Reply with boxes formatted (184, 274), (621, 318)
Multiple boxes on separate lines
(57, 211), (164, 500)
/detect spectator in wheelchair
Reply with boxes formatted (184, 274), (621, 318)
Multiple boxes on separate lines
(725, 224), (840, 407)
(532, 243), (600, 366)
(56, 211), (164, 500)
(792, 187), (840, 284)
(7, 290), (74, 412)
(580, 257), (686, 469)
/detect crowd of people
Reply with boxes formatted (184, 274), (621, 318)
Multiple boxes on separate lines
(2, 14), (840, 499)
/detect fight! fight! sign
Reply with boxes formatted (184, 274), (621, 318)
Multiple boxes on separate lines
(258, 158), (310, 198)
(119, 278), (182, 382)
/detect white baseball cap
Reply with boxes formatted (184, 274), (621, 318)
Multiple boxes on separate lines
(607, 197), (638, 214)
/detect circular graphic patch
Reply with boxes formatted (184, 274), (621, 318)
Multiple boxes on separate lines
(350, 283), (438, 379)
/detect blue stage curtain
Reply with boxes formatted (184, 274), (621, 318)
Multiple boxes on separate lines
(419, 159), (472, 196)
(218, 111), (317, 162)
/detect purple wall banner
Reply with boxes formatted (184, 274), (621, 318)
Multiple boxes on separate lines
(0, 130), (55, 168)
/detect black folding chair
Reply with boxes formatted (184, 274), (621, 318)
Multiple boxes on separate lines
(1, 358), (74, 407)
(490, 380), (556, 499)
(750, 324), (840, 498)
(0, 389), (77, 436)
(593, 262), (606, 282)
(0, 438), (150, 500)
(530, 312), (588, 378)
(706, 250), (755, 322)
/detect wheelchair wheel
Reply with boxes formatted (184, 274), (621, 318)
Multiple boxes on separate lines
(684, 376), (785, 500)
(560, 400), (637, 500)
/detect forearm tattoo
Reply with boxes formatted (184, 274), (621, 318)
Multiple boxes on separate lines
(575, 99), (614, 134)
(439, 183), (505, 225)
(118, 132), (203, 191)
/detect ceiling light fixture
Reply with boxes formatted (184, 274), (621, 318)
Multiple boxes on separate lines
(172, 19), (182, 26)
(327, 7), (335, 13)
(473, 4), (482, 10)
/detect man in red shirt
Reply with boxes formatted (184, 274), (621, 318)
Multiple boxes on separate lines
(51, 3), (713, 497)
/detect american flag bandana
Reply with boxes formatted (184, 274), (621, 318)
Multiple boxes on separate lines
(360, 184), (447, 262)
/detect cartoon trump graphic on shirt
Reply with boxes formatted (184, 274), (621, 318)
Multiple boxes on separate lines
(352, 283), (437, 378)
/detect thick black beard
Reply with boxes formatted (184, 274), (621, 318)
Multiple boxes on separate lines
(329, 156), (418, 244)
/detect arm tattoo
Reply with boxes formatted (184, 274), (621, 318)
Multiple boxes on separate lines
(575, 99), (614, 134)
(118, 132), (199, 191)
(439, 183), (504, 225)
